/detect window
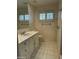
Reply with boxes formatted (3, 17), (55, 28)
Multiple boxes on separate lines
(40, 13), (45, 20)
(47, 13), (54, 20)
(19, 15), (24, 21)
(19, 14), (29, 21)
(39, 11), (54, 21)
(25, 15), (29, 21)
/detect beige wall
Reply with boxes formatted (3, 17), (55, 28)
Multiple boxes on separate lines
(33, 3), (59, 41)
(28, 4), (35, 25)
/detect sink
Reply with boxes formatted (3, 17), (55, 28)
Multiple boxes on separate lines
(18, 31), (39, 44)
(18, 31), (37, 36)
(24, 32), (31, 36)
(23, 31), (35, 36)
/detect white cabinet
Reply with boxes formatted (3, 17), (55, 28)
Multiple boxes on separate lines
(18, 33), (39, 59)
(18, 42), (28, 59)
(27, 38), (35, 59)
(33, 34), (39, 49)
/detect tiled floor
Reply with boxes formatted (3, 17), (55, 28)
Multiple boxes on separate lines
(34, 41), (59, 59)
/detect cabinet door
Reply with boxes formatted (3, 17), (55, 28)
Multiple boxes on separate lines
(26, 38), (34, 59)
(24, 41), (30, 59)
(18, 42), (27, 59)
(34, 34), (39, 49)
(24, 40), (31, 59)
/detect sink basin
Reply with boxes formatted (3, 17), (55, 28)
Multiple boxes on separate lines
(19, 31), (37, 36)
(24, 32), (31, 36)
(23, 31), (35, 36)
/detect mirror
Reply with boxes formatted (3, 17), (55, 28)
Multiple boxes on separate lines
(17, 5), (29, 29)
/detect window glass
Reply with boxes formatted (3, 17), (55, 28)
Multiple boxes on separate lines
(47, 13), (53, 20)
(40, 13), (45, 20)
(25, 15), (29, 21)
(19, 15), (24, 21)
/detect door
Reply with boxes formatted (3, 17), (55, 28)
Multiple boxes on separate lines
(57, 10), (62, 55)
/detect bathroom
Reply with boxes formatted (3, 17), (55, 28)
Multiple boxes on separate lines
(17, 0), (62, 59)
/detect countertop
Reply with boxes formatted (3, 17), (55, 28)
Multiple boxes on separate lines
(18, 31), (39, 44)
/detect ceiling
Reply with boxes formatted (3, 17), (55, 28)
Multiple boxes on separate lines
(17, 0), (59, 7)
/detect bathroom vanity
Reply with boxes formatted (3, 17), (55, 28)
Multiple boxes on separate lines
(17, 31), (39, 59)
